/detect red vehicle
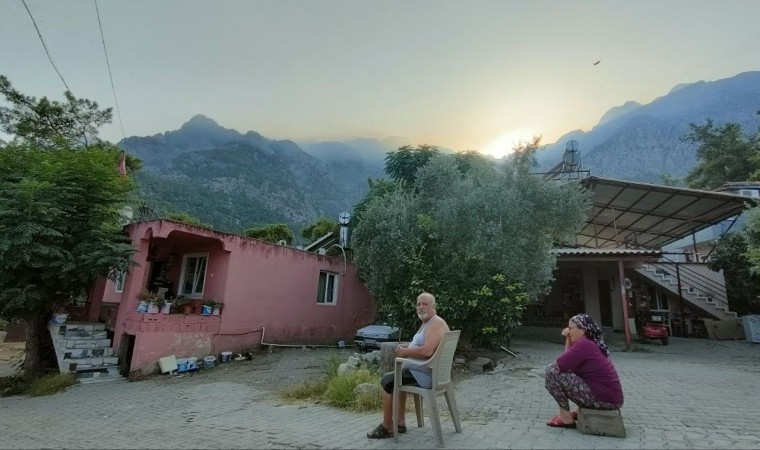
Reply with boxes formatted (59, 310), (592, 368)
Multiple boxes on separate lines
(636, 311), (669, 345)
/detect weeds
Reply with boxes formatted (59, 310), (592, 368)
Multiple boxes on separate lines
(0, 372), (77, 397)
(280, 354), (382, 411)
(27, 373), (77, 396)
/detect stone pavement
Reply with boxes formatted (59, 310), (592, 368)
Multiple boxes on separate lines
(1, 336), (759, 449)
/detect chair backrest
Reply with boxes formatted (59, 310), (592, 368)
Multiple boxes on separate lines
(430, 330), (461, 388)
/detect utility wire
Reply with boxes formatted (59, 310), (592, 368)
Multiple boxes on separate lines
(94, 0), (126, 140)
(21, 0), (71, 93)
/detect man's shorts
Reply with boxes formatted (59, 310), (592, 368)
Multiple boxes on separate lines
(380, 369), (420, 394)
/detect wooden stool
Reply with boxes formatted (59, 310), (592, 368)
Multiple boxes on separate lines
(576, 407), (626, 438)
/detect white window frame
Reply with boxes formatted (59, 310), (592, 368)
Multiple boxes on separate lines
(114, 270), (126, 293)
(178, 253), (209, 298)
(317, 271), (339, 305)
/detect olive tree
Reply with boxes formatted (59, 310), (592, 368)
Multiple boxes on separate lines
(352, 148), (591, 346)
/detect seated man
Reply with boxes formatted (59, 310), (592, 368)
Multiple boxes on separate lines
(366, 292), (450, 439)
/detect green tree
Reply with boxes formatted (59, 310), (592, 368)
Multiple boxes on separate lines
(245, 223), (294, 245)
(166, 211), (212, 229)
(351, 178), (400, 226)
(684, 120), (760, 189)
(302, 218), (339, 243)
(707, 231), (760, 315)
(0, 144), (134, 376)
(0, 75), (112, 150)
(384, 144), (440, 187)
(352, 147), (591, 346)
(744, 207), (760, 278)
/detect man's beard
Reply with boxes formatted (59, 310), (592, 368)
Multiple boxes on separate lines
(417, 310), (428, 321)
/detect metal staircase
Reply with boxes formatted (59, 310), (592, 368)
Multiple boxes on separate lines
(635, 262), (738, 322)
(49, 321), (124, 384)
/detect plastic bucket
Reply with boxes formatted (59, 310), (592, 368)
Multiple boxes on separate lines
(220, 351), (232, 363)
(201, 305), (213, 316)
(176, 358), (189, 372)
(53, 313), (68, 324)
(188, 357), (199, 365)
(203, 355), (216, 368)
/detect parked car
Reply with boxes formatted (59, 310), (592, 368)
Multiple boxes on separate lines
(354, 324), (400, 350)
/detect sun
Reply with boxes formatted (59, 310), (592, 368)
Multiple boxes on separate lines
(480, 129), (536, 159)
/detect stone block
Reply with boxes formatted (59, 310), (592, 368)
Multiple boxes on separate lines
(354, 383), (380, 396)
(468, 357), (494, 373)
(337, 362), (356, 376)
(577, 408), (626, 438)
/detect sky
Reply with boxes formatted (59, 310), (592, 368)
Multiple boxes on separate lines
(1, 1), (759, 158)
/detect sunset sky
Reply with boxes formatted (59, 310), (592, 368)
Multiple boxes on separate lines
(2, 0), (759, 157)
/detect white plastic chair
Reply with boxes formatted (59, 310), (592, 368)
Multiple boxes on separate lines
(392, 330), (462, 447)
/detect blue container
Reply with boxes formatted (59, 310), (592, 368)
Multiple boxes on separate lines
(201, 305), (212, 315)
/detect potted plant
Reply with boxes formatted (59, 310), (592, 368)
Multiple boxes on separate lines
(147, 295), (162, 314)
(172, 296), (189, 314)
(137, 290), (155, 313)
(212, 301), (223, 316)
(201, 299), (216, 316)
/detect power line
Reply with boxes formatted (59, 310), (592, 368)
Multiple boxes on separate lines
(94, 0), (125, 140)
(21, 0), (71, 93)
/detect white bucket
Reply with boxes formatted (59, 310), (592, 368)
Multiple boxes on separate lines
(203, 356), (216, 368)
(220, 351), (233, 363)
(53, 313), (68, 324)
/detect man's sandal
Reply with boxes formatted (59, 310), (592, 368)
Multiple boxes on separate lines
(366, 424), (407, 439)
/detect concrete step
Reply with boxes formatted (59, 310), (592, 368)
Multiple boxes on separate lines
(63, 338), (111, 349)
(76, 367), (124, 384)
(63, 348), (114, 359)
(63, 355), (119, 368)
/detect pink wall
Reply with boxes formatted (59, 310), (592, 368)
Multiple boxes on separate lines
(106, 220), (376, 374)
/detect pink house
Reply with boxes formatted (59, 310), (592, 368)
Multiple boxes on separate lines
(87, 219), (376, 375)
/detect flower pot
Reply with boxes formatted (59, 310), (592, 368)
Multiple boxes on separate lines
(147, 304), (160, 314)
(201, 305), (213, 316)
(161, 303), (172, 314)
(212, 307), (221, 316)
(182, 305), (193, 315)
(137, 301), (149, 313)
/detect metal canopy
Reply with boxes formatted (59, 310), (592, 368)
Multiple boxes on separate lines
(577, 176), (756, 249)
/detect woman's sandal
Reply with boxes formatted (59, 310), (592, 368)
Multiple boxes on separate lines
(546, 416), (576, 428)
(366, 423), (407, 439)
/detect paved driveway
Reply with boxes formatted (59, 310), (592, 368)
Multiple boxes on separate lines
(1, 336), (759, 449)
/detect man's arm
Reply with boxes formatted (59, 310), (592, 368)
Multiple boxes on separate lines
(397, 318), (448, 359)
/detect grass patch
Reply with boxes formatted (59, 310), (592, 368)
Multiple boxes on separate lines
(0, 373), (77, 397)
(280, 355), (382, 412)
(27, 373), (77, 396)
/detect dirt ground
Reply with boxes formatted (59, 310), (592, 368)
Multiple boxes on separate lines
(0, 342), (25, 377)
(139, 345), (511, 393)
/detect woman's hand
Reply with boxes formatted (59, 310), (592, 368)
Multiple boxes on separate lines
(561, 327), (570, 338)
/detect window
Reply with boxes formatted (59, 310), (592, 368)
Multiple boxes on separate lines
(647, 287), (670, 311)
(114, 270), (126, 293)
(317, 271), (339, 305)
(738, 189), (760, 198)
(178, 253), (208, 298)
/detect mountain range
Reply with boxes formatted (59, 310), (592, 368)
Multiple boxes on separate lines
(119, 71), (760, 237)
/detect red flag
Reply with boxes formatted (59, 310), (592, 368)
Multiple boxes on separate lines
(118, 152), (127, 176)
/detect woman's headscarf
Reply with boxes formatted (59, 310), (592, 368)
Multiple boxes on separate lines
(570, 313), (610, 357)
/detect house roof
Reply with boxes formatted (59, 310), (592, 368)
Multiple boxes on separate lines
(554, 248), (662, 257)
(577, 176), (758, 249)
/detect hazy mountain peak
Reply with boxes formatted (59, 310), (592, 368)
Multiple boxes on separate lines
(182, 114), (223, 130)
(597, 101), (642, 126)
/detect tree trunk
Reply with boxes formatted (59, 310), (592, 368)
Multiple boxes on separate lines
(380, 342), (398, 375)
(23, 311), (54, 377)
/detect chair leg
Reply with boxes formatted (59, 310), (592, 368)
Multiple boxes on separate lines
(444, 386), (462, 433)
(392, 388), (399, 442)
(424, 393), (444, 448)
(413, 394), (424, 427)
